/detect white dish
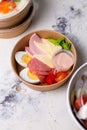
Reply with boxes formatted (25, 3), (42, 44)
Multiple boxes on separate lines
(67, 62), (87, 130)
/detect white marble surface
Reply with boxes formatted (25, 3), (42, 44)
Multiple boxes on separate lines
(0, 0), (87, 129)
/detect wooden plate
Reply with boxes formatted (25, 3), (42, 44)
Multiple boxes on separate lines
(11, 30), (77, 91)
(0, 4), (34, 38)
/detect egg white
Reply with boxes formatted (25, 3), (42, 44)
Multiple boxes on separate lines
(15, 51), (30, 67)
(19, 68), (40, 84)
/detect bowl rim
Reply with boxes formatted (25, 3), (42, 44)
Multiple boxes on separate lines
(0, 0), (31, 20)
(11, 29), (77, 91)
(67, 62), (87, 130)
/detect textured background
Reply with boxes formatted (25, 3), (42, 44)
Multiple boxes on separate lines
(0, 0), (87, 129)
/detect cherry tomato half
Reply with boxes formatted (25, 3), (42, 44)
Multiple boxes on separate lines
(74, 94), (87, 111)
(55, 71), (68, 83)
(46, 73), (56, 85)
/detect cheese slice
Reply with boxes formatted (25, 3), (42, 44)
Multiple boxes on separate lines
(34, 54), (54, 68)
(34, 39), (62, 58)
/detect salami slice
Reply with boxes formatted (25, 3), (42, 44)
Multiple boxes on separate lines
(28, 58), (52, 72)
(27, 58), (53, 83)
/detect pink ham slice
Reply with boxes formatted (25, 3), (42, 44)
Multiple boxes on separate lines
(27, 58), (52, 82)
(25, 33), (44, 55)
(25, 47), (34, 56)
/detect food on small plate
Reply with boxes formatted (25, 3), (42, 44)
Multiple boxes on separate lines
(15, 33), (75, 85)
(15, 51), (32, 67)
(19, 68), (40, 84)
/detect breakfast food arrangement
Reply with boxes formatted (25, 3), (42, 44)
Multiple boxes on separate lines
(0, 0), (20, 14)
(15, 33), (75, 85)
(0, 0), (34, 38)
(0, 0), (29, 16)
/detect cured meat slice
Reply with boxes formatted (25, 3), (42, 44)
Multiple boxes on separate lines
(25, 47), (34, 56)
(27, 58), (55, 83)
(38, 75), (46, 83)
(29, 33), (42, 47)
(27, 58), (52, 74)
(29, 33), (44, 55)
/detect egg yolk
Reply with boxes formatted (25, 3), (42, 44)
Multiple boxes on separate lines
(22, 54), (32, 65)
(27, 70), (38, 80)
(0, 1), (16, 14)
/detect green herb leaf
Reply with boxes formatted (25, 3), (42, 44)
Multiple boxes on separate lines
(47, 37), (65, 46)
(47, 37), (71, 50)
(60, 41), (71, 50)
(47, 39), (60, 46)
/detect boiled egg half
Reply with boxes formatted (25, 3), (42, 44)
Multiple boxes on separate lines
(19, 68), (40, 84)
(15, 51), (32, 67)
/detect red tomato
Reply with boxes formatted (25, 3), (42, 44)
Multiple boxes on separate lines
(46, 73), (56, 85)
(74, 94), (87, 111)
(55, 71), (68, 82)
(83, 120), (87, 129)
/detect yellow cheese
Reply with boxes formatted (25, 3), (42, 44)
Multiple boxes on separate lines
(34, 39), (62, 58)
(34, 54), (54, 68)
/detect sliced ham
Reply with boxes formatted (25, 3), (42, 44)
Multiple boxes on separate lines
(25, 47), (34, 56)
(29, 33), (44, 55)
(25, 33), (45, 55)
(29, 33), (42, 47)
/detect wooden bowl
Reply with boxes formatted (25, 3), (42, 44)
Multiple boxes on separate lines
(0, 0), (32, 28)
(11, 30), (77, 91)
(0, 4), (34, 38)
